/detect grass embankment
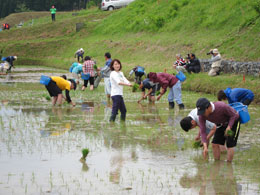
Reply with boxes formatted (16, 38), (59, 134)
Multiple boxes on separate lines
(0, 0), (259, 100)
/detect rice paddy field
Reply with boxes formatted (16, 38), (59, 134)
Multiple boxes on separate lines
(0, 67), (260, 195)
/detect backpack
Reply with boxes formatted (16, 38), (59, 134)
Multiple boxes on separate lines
(137, 66), (145, 73)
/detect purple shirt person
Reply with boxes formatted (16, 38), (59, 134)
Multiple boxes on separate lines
(196, 98), (240, 162)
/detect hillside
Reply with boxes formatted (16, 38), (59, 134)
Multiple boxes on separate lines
(0, 0), (260, 102)
(0, 0), (260, 69)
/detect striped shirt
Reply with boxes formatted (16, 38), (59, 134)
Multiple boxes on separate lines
(174, 58), (186, 66)
(83, 60), (95, 77)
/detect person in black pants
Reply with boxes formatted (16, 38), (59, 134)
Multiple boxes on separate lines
(186, 53), (201, 73)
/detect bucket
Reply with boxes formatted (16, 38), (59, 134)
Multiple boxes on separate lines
(81, 73), (90, 80)
(176, 71), (186, 82)
(40, 75), (51, 86)
(229, 102), (250, 124)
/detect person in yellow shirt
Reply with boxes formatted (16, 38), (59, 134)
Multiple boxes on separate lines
(46, 76), (77, 106)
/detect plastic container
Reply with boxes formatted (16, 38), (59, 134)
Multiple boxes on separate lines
(81, 73), (90, 80)
(229, 102), (250, 124)
(176, 71), (186, 82)
(40, 75), (51, 86)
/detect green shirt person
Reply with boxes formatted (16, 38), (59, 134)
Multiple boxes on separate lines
(50, 5), (56, 21)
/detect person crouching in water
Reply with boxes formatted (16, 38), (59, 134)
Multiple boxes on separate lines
(137, 78), (160, 104)
(46, 76), (77, 106)
(148, 72), (185, 109)
(109, 59), (132, 122)
(195, 98), (240, 162)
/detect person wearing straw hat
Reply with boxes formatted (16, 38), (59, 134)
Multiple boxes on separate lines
(208, 48), (222, 76)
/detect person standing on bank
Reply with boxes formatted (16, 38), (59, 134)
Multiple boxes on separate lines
(208, 49), (222, 76)
(45, 76), (77, 106)
(196, 98), (240, 162)
(50, 5), (56, 22)
(109, 59), (132, 122)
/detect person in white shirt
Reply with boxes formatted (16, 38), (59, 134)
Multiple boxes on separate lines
(180, 108), (216, 147)
(109, 59), (132, 122)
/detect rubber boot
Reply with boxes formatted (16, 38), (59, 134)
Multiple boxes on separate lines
(178, 103), (185, 110)
(109, 115), (116, 122)
(169, 102), (175, 109)
(120, 113), (126, 121)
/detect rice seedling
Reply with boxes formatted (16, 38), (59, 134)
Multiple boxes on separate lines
(80, 148), (89, 161)
(192, 141), (201, 149)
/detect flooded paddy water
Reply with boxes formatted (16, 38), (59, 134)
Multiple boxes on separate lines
(0, 67), (260, 194)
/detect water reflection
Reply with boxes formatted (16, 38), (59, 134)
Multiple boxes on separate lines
(41, 107), (73, 137)
(180, 159), (241, 194)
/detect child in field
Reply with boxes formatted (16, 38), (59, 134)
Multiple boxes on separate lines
(109, 59), (132, 122)
(129, 66), (146, 84)
(217, 88), (254, 106)
(180, 108), (217, 148)
(137, 78), (160, 103)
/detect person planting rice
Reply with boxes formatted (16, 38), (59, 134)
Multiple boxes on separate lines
(195, 98), (240, 162)
(137, 78), (160, 103)
(1, 55), (17, 72)
(180, 108), (218, 150)
(82, 56), (96, 91)
(71, 63), (82, 85)
(148, 72), (185, 109)
(109, 59), (132, 122)
(129, 66), (146, 84)
(217, 88), (254, 106)
(74, 48), (84, 63)
(45, 76), (77, 106)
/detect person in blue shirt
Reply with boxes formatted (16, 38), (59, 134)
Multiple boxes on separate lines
(2, 56), (17, 71)
(129, 66), (146, 84)
(71, 63), (83, 85)
(98, 52), (112, 101)
(217, 88), (254, 106)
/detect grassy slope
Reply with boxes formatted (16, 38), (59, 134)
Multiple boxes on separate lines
(0, 0), (259, 102)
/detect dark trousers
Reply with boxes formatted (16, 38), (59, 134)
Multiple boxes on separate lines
(51, 14), (55, 21)
(77, 54), (83, 62)
(186, 65), (200, 73)
(134, 72), (144, 84)
(111, 95), (127, 120)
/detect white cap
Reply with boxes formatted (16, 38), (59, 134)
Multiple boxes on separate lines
(213, 49), (219, 54)
(13, 56), (17, 60)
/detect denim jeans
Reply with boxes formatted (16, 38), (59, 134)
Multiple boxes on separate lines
(168, 80), (183, 105)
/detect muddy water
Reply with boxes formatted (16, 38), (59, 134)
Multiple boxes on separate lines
(0, 70), (260, 194)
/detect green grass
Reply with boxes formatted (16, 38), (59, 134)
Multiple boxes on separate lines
(0, 0), (260, 101)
